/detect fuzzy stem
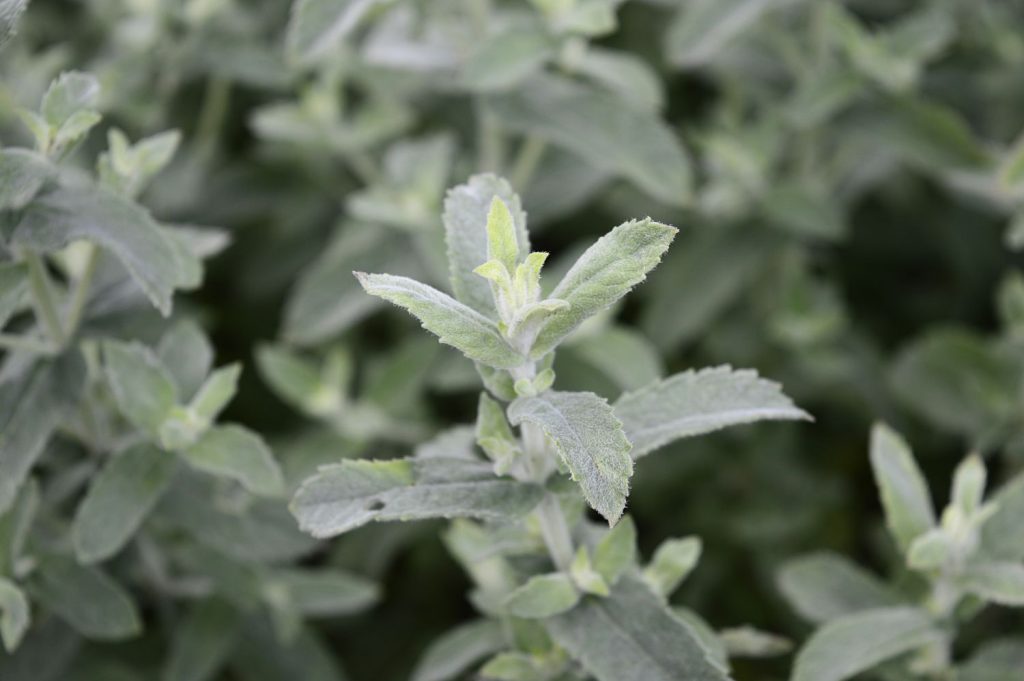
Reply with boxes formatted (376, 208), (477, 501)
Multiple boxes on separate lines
(24, 251), (65, 347)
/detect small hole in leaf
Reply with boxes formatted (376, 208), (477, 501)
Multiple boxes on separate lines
(366, 499), (385, 511)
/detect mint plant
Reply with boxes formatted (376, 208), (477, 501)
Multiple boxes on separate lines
(290, 174), (808, 680)
(781, 423), (1024, 681)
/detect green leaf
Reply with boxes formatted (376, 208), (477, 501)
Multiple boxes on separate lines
(12, 186), (186, 315)
(719, 627), (791, 658)
(531, 218), (676, 358)
(104, 341), (178, 436)
(410, 619), (506, 681)
(572, 546), (610, 596)
(951, 454), (987, 517)
(508, 391), (632, 524)
(0, 149), (53, 210)
(268, 567), (379, 617)
(256, 345), (341, 418)
(158, 320), (214, 400)
(229, 619), (345, 681)
(502, 573), (580, 618)
(72, 443), (177, 564)
(547, 576), (730, 681)
(162, 599), (242, 681)
(999, 128), (1024, 193)
(462, 25), (554, 92)
(291, 457), (543, 538)
(189, 364), (241, 425)
(0, 355), (85, 513)
(182, 425), (284, 497)
(593, 515), (636, 586)
(476, 392), (519, 474)
(487, 75), (692, 206)
(0, 577), (28, 652)
(0, 0), (28, 49)
(614, 366), (809, 459)
(575, 47), (664, 113)
(777, 552), (904, 624)
(444, 174), (530, 317)
(565, 326), (663, 393)
(959, 638), (1024, 681)
(28, 557), (141, 640)
(643, 536), (701, 599)
(792, 607), (939, 681)
(960, 562), (1024, 606)
(0, 479), (38, 577)
(0, 261), (28, 330)
(869, 423), (936, 554)
(356, 272), (523, 368)
(664, 0), (775, 68)
(980, 472), (1024, 561)
(286, 0), (387, 65)
(485, 197), (521, 273)
(41, 71), (99, 128)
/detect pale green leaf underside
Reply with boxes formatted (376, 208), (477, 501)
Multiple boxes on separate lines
(792, 607), (939, 681)
(291, 457), (544, 538)
(547, 576), (731, 681)
(615, 366), (809, 459)
(508, 391), (633, 524)
(532, 218), (677, 358)
(869, 423), (936, 553)
(777, 552), (905, 624)
(357, 272), (524, 369)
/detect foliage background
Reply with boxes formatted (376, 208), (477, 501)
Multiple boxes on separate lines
(2, 0), (1024, 679)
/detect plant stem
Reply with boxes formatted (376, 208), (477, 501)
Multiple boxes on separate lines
(0, 333), (58, 355)
(509, 136), (546, 190)
(195, 76), (230, 160)
(64, 243), (99, 339)
(24, 251), (65, 348)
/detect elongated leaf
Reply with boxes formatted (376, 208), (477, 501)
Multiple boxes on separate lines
(158, 320), (214, 400)
(959, 638), (1024, 681)
(503, 573), (580, 618)
(104, 341), (178, 435)
(229, 618), (345, 681)
(487, 74), (691, 206)
(182, 425), (284, 497)
(444, 174), (529, 317)
(411, 619), (505, 681)
(0, 480), (37, 576)
(292, 457), (543, 538)
(531, 219), (676, 358)
(508, 391), (632, 524)
(462, 25), (554, 92)
(0, 149), (52, 210)
(777, 552), (904, 624)
(665, 0), (775, 68)
(0, 354), (85, 513)
(163, 599), (242, 681)
(547, 576), (730, 681)
(643, 536), (701, 598)
(269, 568), (379, 616)
(28, 558), (141, 640)
(357, 272), (523, 368)
(614, 366), (808, 459)
(287, 0), (386, 64)
(0, 0), (28, 48)
(72, 443), (177, 564)
(961, 562), (1024, 606)
(0, 262), (27, 330)
(980, 472), (1024, 561)
(869, 423), (936, 553)
(792, 607), (939, 681)
(0, 577), (28, 651)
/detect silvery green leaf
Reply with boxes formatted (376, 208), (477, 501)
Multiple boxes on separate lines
(189, 364), (241, 425)
(502, 573), (580, 618)
(291, 457), (543, 538)
(958, 638), (1024, 681)
(0, 354), (85, 513)
(0, 149), (52, 210)
(615, 366), (808, 459)
(777, 552), (904, 624)
(869, 423), (936, 553)
(0, 262), (27, 330)
(980, 472), (1024, 561)
(476, 392), (519, 473)
(960, 562), (1024, 606)
(41, 71), (99, 128)
(761, 180), (846, 241)
(72, 443), (177, 564)
(28, 557), (141, 640)
(547, 576), (730, 681)
(488, 75), (691, 206)
(643, 536), (702, 599)
(444, 174), (529, 317)
(593, 515), (636, 586)
(256, 345), (337, 418)
(163, 599), (241, 681)
(461, 24), (554, 92)
(0, 0), (27, 49)
(0, 577), (28, 651)
(531, 218), (676, 358)
(906, 529), (953, 571)
(104, 341), (178, 436)
(0, 617), (78, 681)
(12, 186), (186, 315)
(792, 607), (939, 681)
(508, 391), (632, 524)
(286, 0), (387, 65)
(575, 47), (664, 113)
(182, 425), (284, 497)
(565, 326), (662, 393)
(52, 109), (101, 152)
(664, 0), (776, 68)
(229, 618), (345, 681)
(951, 454), (986, 517)
(268, 568), (379, 617)
(719, 627), (791, 658)
(356, 272), (523, 369)
(0, 479), (37, 577)
(410, 619), (505, 681)
(158, 321), (214, 400)
(478, 651), (544, 681)
(672, 607), (728, 672)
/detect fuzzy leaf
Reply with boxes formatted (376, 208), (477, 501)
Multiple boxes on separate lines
(291, 457), (543, 538)
(614, 366), (809, 459)
(980, 472), (1024, 561)
(502, 573), (580, 618)
(357, 272), (523, 368)
(869, 423), (936, 553)
(0, 149), (52, 210)
(410, 619), (505, 681)
(0, 0), (28, 49)
(41, 71), (99, 127)
(462, 25), (554, 91)
(508, 391), (633, 524)
(665, 0), (775, 68)
(190, 364), (241, 424)
(643, 536), (701, 598)
(28, 558), (141, 640)
(286, 0), (387, 64)
(777, 552), (904, 624)
(0, 578), (28, 652)
(104, 341), (178, 436)
(593, 515), (637, 586)
(792, 607), (939, 681)
(547, 576), (730, 681)
(960, 562), (1024, 606)
(163, 599), (242, 681)
(531, 218), (676, 358)
(182, 425), (284, 497)
(72, 443), (177, 564)
(158, 321), (214, 400)
(269, 568), (379, 617)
